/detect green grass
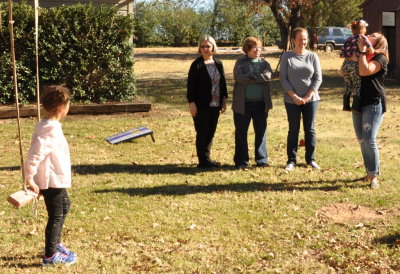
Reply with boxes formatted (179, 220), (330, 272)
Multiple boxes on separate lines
(0, 49), (399, 272)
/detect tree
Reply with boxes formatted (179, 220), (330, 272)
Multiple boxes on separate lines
(209, 0), (258, 44)
(240, 0), (317, 48)
(267, 0), (319, 48)
(242, 0), (363, 48)
(209, 0), (279, 46)
(301, 0), (364, 28)
(134, 1), (208, 46)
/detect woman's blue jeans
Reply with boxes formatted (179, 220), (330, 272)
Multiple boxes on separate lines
(234, 102), (268, 167)
(352, 103), (383, 176)
(285, 101), (318, 164)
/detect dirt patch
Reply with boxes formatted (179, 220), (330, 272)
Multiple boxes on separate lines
(317, 202), (400, 224)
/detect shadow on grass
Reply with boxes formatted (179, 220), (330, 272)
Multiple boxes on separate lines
(0, 254), (42, 268)
(135, 71), (374, 107)
(135, 51), (282, 61)
(136, 78), (187, 106)
(73, 164), (236, 175)
(0, 166), (20, 171)
(94, 179), (365, 197)
(373, 232), (400, 248)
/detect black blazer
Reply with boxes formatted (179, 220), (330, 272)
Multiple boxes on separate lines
(187, 56), (228, 109)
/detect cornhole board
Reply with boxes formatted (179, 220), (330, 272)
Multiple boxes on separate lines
(106, 126), (155, 144)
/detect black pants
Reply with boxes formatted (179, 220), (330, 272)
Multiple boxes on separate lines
(40, 188), (70, 257)
(192, 107), (220, 166)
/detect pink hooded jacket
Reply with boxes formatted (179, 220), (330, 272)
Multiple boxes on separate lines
(24, 119), (71, 189)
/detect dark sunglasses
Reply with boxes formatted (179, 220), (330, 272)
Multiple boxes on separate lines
(200, 45), (212, 49)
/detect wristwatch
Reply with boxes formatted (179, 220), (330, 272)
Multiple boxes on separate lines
(359, 52), (367, 55)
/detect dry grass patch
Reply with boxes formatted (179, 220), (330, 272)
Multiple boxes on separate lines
(318, 202), (400, 224)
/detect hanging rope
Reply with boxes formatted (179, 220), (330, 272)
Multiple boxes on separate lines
(34, 0), (40, 121)
(7, 0), (39, 216)
(8, 0), (26, 192)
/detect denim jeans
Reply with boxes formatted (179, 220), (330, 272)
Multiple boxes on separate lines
(352, 102), (383, 176)
(40, 188), (70, 257)
(285, 101), (318, 164)
(234, 102), (268, 167)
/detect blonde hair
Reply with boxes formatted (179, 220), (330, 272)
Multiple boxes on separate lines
(197, 35), (218, 54)
(242, 36), (262, 54)
(290, 27), (308, 41)
(372, 32), (389, 63)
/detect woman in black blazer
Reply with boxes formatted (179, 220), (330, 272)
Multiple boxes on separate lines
(187, 35), (228, 168)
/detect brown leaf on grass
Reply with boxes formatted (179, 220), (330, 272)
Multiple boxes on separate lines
(28, 228), (37, 236)
(355, 223), (364, 228)
(294, 232), (303, 239)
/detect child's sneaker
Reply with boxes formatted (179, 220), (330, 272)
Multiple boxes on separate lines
(57, 243), (77, 259)
(42, 251), (77, 266)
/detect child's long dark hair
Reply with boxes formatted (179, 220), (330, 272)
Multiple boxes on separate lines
(41, 85), (70, 115)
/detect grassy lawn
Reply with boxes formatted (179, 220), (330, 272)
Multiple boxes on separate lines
(0, 47), (399, 272)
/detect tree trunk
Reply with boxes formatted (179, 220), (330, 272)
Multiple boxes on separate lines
(269, 1), (287, 49)
(210, 0), (220, 38)
(268, 1), (302, 49)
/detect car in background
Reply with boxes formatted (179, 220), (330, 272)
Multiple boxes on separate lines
(308, 27), (352, 52)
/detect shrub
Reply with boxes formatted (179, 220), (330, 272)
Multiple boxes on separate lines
(0, 2), (135, 104)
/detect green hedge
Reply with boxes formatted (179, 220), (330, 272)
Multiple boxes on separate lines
(0, 2), (135, 104)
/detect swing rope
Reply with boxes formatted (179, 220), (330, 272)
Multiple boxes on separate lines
(8, 0), (40, 216)
(34, 0), (40, 121)
(8, 0), (26, 192)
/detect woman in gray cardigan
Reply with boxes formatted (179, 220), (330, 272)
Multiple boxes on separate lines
(232, 37), (272, 169)
(280, 27), (322, 171)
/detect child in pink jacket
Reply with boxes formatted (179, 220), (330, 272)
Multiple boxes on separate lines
(25, 85), (77, 266)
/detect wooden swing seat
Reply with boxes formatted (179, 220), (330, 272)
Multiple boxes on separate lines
(8, 189), (39, 208)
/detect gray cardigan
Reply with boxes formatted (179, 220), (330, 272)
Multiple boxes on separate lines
(232, 55), (272, 115)
(279, 50), (322, 104)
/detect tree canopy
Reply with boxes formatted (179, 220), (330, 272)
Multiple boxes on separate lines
(134, 0), (363, 47)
